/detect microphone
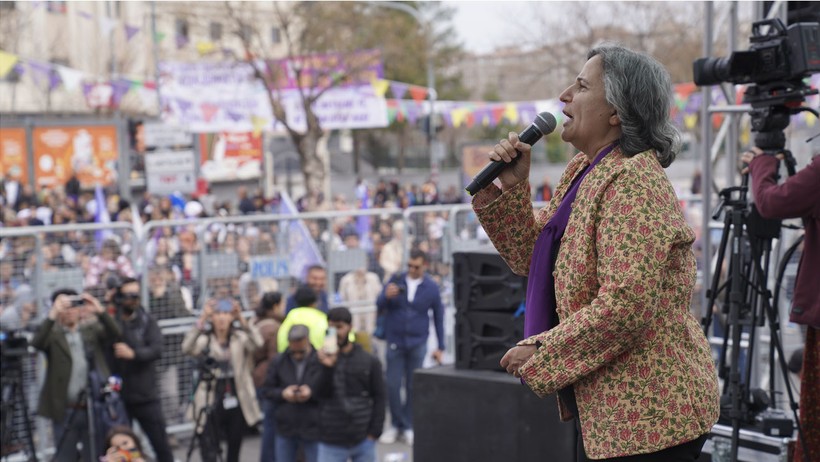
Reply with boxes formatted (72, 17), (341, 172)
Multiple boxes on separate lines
(465, 112), (557, 196)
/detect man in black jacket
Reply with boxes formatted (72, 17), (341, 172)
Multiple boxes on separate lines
(263, 324), (323, 462)
(316, 307), (385, 462)
(110, 277), (174, 462)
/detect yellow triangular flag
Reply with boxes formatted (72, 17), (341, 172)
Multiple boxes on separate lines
(196, 41), (216, 56)
(0, 51), (19, 78)
(503, 104), (519, 124)
(451, 108), (468, 128)
(684, 114), (698, 130)
(370, 78), (389, 97)
(805, 112), (816, 127)
(251, 115), (268, 137)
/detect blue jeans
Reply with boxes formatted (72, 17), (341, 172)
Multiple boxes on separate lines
(317, 439), (376, 462)
(259, 397), (276, 462)
(385, 342), (426, 431)
(275, 434), (318, 462)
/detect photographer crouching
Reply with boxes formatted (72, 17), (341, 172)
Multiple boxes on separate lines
(109, 277), (175, 462)
(31, 289), (120, 462)
(742, 146), (820, 461)
(182, 297), (263, 462)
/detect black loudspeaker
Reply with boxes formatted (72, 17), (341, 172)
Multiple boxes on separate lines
(453, 251), (528, 370)
(414, 366), (576, 462)
(453, 251), (527, 312)
(456, 311), (524, 371)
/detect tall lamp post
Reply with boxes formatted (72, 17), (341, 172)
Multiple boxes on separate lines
(368, 1), (438, 181)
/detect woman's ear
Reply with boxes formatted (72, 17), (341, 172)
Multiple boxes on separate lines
(609, 110), (621, 127)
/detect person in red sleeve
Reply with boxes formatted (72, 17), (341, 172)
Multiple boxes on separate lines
(742, 146), (820, 462)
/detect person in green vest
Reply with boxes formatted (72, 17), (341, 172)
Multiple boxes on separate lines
(278, 286), (327, 353)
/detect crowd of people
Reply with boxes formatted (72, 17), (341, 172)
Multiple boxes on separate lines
(22, 244), (445, 462)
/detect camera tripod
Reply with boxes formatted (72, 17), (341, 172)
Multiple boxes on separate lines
(702, 166), (807, 462)
(1, 355), (38, 462)
(185, 349), (224, 462)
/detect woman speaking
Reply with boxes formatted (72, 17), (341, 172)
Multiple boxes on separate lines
(472, 44), (720, 461)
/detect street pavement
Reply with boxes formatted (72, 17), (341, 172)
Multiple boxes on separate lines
(172, 433), (413, 462)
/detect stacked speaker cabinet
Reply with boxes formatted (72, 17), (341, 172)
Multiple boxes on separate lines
(453, 251), (527, 371)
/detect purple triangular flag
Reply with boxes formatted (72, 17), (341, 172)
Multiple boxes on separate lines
(125, 24), (140, 42)
(390, 82), (408, 100)
(176, 34), (189, 49)
(77, 11), (93, 20)
(177, 98), (193, 113)
(82, 82), (94, 98)
(226, 111), (243, 122)
(12, 63), (25, 77)
(110, 78), (132, 106)
(49, 69), (62, 90)
(27, 61), (51, 87)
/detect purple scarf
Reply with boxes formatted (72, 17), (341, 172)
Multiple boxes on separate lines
(523, 143), (617, 338)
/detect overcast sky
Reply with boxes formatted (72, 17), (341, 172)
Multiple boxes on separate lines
(443, 1), (536, 54)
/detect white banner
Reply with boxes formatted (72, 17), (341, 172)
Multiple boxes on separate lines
(145, 150), (196, 195)
(143, 122), (192, 149)
(158, 61), (388, 133)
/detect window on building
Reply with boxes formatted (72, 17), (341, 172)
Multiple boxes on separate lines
(237, 23), (253, 43)
(270, 27), (281, 44)
(175, 18), (189, 39)
(210, 22), (223, 41)
(46, 1), (66, 14)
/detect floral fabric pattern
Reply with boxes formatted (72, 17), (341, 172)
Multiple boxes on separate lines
(473, 148), (720, 459)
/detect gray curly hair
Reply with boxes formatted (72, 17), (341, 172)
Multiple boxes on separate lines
(588, 44), (680, 168)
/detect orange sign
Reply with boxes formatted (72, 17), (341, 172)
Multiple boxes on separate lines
(0, 128), (29, 185)
(199, 132), (263, 163)
(32, 126), (118, 189)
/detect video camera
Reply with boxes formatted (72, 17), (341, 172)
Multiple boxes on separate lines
(0, 330), (29, 360)
(693, 18), (820, 152)
(693, 19), (819, 86)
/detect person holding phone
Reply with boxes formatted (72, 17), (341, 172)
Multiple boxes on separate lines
(31, 289), (121, 462)
(262, 324), (324, 462)
(182, 297), (263, 462)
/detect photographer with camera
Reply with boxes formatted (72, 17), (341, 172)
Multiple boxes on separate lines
(182, 297), (263, 462)
(742, 146), (820, 461)
(31, 289), (121, 462)
(109, 277), (174, 462)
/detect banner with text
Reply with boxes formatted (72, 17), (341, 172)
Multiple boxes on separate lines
(145, 150), (196, 195)
(159, 55), (388, 133)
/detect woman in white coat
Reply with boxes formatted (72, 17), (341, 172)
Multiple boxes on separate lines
(182, 297), (263, 462)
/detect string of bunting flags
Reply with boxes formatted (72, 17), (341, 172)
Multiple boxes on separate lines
(1, 55), (817, 130)
(372, 76), (820, 131)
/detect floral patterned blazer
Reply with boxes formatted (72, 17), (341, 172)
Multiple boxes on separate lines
(472, 148), (720, 459)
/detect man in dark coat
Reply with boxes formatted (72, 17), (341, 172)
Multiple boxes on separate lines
(110, 277), (174, 462)
(316, 307), (385, 462)
(31, 289), (121, 462)
(263, 324), (324, 462)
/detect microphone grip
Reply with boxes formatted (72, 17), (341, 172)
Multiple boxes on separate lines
(465, 160), (511, 196)
(465, 123), (544, 196)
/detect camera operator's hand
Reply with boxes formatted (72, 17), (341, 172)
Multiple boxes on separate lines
(384, 283), (401, 299)
(113, 342), (135, 360)
(317, 349), (338, 368)
(200, 299), (215, 323)
(282, 384), (300, 403)
(740, 146), (785, 174)
(295, 384), (312, 403)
